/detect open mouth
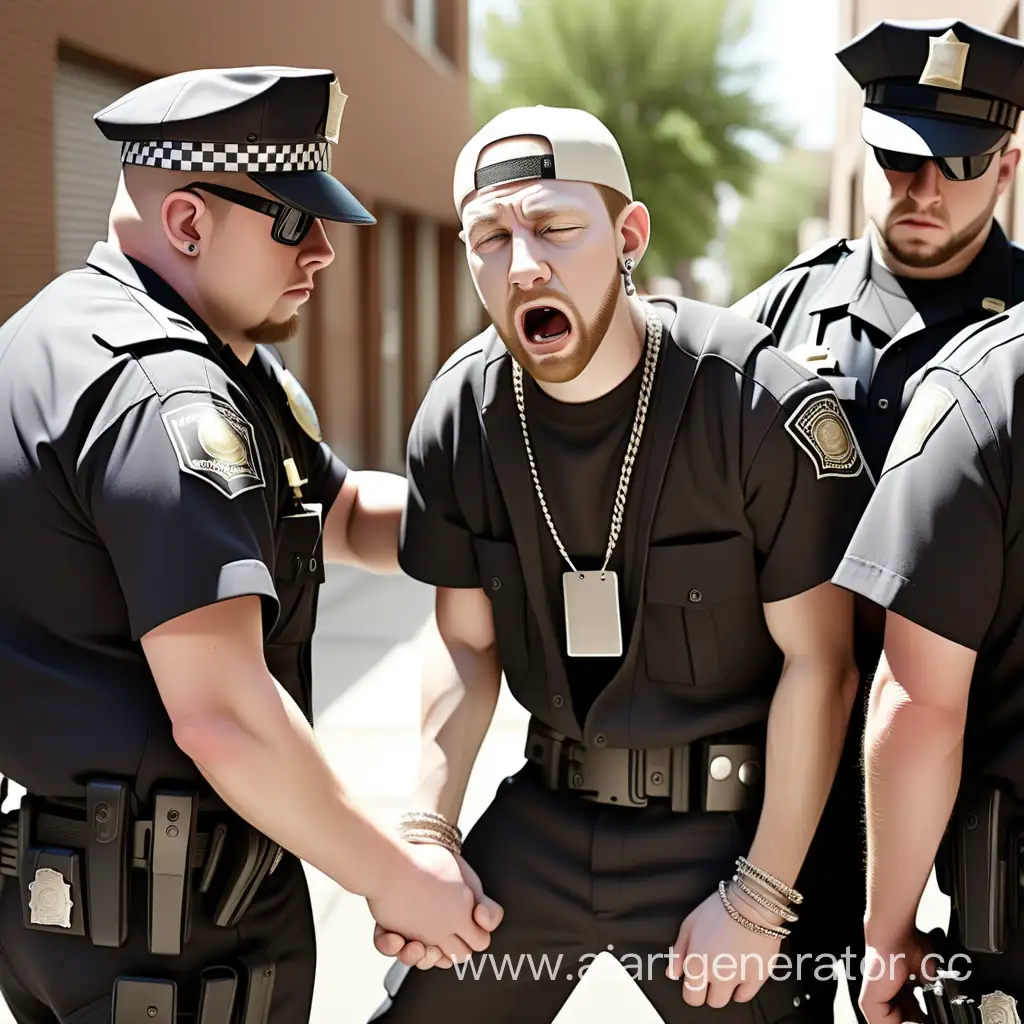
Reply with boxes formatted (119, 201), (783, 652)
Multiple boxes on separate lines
(520, 305), (572, 348)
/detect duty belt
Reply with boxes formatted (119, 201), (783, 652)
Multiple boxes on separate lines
(525, 719), (765, 813)
(0, 778), (281, 954)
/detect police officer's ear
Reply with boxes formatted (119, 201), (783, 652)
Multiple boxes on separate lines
(996, 144), (1021, 195)
(160, 188), (208, 258)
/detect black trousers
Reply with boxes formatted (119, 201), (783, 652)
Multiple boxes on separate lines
(788, 689), (869, 1024)
(0, 850), (316, 1023)
(368, 764), (825, 1024)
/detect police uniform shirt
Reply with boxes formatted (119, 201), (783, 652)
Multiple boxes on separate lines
(400, 296), (874, 749)
(832, 308), (1024, 792)
(0, 241), (347, 800)
(740, 221), (1024, 478)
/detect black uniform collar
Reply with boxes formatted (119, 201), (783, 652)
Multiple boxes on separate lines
(84, 241), (228, 355)
(806, 222), (1013, 333)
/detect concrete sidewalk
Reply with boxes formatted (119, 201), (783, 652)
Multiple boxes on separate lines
(1, 566), (949, 1023)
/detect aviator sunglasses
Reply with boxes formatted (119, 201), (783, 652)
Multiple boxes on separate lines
(183, 182), (315, 245)
(872, 147), (1000, 182)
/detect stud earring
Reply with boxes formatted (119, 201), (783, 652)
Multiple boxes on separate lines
(621, 257), (636, 297)
(186, 243), (198, 255)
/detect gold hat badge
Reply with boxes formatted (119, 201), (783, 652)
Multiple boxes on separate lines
(920, 30), (970, 91)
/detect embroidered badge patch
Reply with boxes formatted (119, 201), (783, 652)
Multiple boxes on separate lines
(162, 398), (265, 499)
(785, 392), (863, 479)
(881, 381), (956, 476)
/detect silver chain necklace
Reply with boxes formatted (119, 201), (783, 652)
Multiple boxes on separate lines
(511, 304), (663, 658)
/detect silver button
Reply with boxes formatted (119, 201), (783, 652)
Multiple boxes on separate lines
(877, 398), (889, 410)
(709, 755), (732, 781)
(688, 589), (703, 603)
(738, 760), (762, 786)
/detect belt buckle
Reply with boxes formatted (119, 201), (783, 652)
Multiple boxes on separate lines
(570, 747), (648, 807)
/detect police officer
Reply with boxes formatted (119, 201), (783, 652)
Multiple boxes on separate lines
(0, 66), (497, 1023)
(829, 300), (1024, 1022)
(367, 105), (875, 1023)
(732, 21), (1024, 1018)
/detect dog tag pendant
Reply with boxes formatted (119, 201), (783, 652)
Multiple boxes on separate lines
(563, 570), (623, 657)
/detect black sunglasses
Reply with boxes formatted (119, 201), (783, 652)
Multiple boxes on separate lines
(183, 182), (316, 245)
(872, 147), (998, 182)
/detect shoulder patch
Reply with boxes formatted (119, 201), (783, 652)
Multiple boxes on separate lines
(784, 391), (864, 479)
(881, 381), (957, 476)
(161, 398), (265, 499)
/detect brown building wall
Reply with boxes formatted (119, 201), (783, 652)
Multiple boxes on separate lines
(0, 0), (480, 468)
(831, 0), (1021, 240)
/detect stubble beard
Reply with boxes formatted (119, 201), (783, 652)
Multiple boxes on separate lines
(881, 191), (998, 270)
(495, 264), (623, 384)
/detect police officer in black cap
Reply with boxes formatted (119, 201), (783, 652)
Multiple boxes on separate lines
(0, 66), (498, 1023)
(731, 21), (1024, 1019)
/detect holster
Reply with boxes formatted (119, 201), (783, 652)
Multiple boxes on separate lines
(920, 973), (981, 1024)
(942, 779), (1019, 953)
(112, 955), (276, 1024)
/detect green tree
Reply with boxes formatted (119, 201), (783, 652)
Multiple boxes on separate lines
(723, 147), (831, 301)
(473, 0), (791, 280)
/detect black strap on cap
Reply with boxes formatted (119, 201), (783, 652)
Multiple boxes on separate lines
(865, 82), (1020, 132)
(475, 153), (557, 191)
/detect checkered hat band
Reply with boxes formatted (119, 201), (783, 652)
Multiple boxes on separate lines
(120, 140), (331, 173)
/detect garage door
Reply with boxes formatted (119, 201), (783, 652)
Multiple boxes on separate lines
(54, 60), (138, 274)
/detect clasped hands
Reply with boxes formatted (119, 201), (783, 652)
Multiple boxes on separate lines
(367, 841), (504, 970)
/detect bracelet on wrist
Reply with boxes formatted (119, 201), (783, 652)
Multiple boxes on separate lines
(736, 856), (803, 906)
(717, 880), (790, 939)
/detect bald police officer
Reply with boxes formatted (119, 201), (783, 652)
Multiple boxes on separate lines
(732, 21), (1024, 1017)
(0, 66), (496, 1023)
(829, 301), (1024, 1021)
(367, 105), (875, 1023)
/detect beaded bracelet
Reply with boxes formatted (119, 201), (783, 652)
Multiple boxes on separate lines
(717, 880), (790, 939)
(736, 855), (803, 906)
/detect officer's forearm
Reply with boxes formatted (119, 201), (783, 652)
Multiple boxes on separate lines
(862, 675), (964, 947)
(745, 655), (858, 890)
(344, 470), (407, 573)
(173, 673), (413, 902)
(413, 624), (502, 824)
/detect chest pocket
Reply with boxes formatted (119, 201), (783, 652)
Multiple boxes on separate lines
(271, 502), (325, 643)
(473, 536), (530, 682)
(643, 535), (767, 690)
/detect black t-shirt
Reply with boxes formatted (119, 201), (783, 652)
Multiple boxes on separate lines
(399, 296), (875, 749)
(522, 353), (645, 722)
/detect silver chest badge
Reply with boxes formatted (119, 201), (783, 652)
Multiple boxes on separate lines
(28, 867), (73, 928)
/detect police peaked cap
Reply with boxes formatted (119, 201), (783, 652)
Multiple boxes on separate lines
(94, 65), (374, 225)
(838, 19), (1024, 157)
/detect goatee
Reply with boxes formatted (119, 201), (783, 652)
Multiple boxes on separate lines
(244, 313), (302, 344)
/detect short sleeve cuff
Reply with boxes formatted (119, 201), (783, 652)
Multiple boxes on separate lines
(131, 557), (279, 640)
(832, 554), (978, 650)
(398, 543), (480, 589)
